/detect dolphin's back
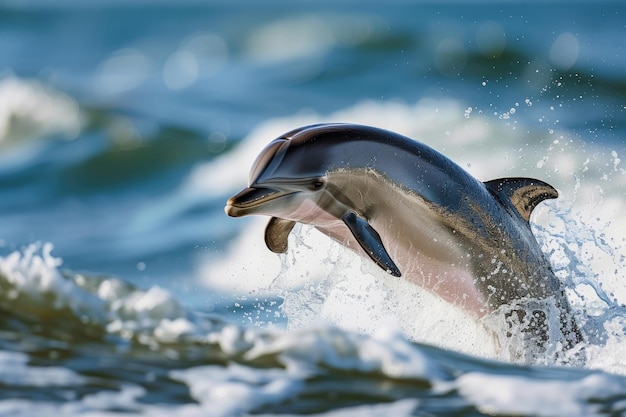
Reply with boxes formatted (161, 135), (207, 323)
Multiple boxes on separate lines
(277, 124), (481, 207)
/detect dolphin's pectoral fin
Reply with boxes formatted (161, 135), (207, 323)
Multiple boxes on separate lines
(341, 212), (401, 277)
(265, 217), (296, 253)
(484, 177), (558, 222)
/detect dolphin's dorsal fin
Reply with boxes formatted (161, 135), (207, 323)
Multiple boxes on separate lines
(341, 211), (401, 277)
(484, 177), (558, 222)
(265, 217), (296, 253)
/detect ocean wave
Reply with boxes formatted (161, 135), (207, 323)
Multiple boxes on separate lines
(0, 76), (81, 147)
(0, 241), (626, 415)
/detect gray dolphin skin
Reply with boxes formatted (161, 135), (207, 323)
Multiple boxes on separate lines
(225, 123), (581, 358)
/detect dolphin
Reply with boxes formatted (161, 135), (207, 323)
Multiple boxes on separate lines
(225, 123), (581, 358)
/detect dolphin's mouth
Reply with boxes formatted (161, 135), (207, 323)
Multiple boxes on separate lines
(225, 187), (294, 217)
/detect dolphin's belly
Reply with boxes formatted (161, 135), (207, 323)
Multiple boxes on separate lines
(373, 201), (489, 317)
(315, 217), (487, 316)
(291, 193), (489, 317)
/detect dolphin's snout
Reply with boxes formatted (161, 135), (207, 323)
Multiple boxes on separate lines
(224, 186), (284, 217)
(224, 198), (241, 217)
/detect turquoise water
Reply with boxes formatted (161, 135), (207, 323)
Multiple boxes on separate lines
(1, 2), (626, 416)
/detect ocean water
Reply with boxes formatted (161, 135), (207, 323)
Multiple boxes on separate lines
(1, 1), (626, 416)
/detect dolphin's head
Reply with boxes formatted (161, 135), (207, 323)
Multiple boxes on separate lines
(224, 135), (329, 219)
(224, 125), (401, 276)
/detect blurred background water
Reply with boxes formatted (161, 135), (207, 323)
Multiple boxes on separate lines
(0, 1), (626, 416)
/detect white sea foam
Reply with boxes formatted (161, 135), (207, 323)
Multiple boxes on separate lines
(198, 217), (284, 295)
(0, 243), (207, 347)
(171, 363), (305, 417)
(0, 75), (81, 146)
(275, 399), (420, 417)
(0, 242), (108, 322)
(0, 385), (158, 417)
(244, 325), (446, 380)
(0, 350), (84, 387)
(0, 399), (417, 417)
(171, 326), (441, 417)
(244, 14), (377, 64)
(455, 371), (626, 417)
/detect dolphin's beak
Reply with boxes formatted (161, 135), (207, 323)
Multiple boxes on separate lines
(225, 187), (292, 217)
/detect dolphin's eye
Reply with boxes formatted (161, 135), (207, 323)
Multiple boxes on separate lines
(310, 179), (325, 190)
